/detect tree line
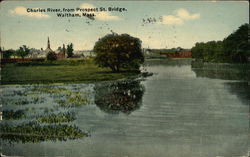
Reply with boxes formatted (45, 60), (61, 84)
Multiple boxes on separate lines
(0, 43), (74, 60)
(1, 33), (145, 72)
(191, 23), (250, 63)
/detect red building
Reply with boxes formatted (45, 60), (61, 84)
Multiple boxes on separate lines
(160, 51), (192, 58)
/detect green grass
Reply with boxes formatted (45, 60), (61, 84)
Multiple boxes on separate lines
(1, 58), (140, 85)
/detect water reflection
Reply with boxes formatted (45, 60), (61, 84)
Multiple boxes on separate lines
(224, 82), (250, 105)
(94, 79), (145, 114)
(191, 61), (249, 105)
(191, 61), (249, 81)
(145, 58), (192, 67)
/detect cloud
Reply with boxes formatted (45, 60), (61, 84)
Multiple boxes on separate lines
(9, 6), (49, 18)
(161, 15), (184, 25)
(159, 8), (200, 25)
(95, 12), (120, 21)
(80, 3), (95, 9)
(176, 8), (200, 20)
(78, 3), (121, 21)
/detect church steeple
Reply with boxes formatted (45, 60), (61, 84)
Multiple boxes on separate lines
(44, 37), (53, 55)
(47, 37), (51, 49)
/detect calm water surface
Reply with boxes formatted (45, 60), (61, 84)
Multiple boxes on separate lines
(1, 59), (249, 157)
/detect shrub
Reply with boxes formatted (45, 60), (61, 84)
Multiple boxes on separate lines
(46, 51), (57, 61)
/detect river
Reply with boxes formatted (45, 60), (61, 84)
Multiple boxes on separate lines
(1, 59), (249, 157)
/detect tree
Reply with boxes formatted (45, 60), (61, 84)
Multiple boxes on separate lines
(57, 46), (62, 52)
(191, 23), (249, 63)
(62, 44), (66, 55)
(191, 42), (205, 60)
(46, 51), (57, 61)
(17, 45), (30, 59)
(66, 43), (74, 58)
(3, 49), (16, 59)
(176, 47), (184, 52)
(93, 33), (144, 72)
(223, 23), (250, 63)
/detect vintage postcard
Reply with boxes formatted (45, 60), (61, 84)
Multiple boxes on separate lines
(0, 0), (249, 157)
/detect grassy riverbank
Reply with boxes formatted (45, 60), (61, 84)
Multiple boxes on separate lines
(1, 58), (140, 85)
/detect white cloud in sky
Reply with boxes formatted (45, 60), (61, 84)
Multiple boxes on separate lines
(96, 12), (120, 21)
(161, 15), (184, 25)
(9, 6), (50, 18)
(159, 8), (200, 25)
(80, 3), (95, 9)
(78, 3), (121, 21)
(176, 8), (200, 20)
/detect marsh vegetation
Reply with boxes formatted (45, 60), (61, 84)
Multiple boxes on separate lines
(3, 110), (26, 120)
(0, 122), (86, 143)
(0, 84), (92, 144)
(36, 112), (76, 123)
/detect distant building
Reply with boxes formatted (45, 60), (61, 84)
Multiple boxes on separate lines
(32, 37), (67, 59)
(44, 37), (54, 55)
(56, 44), (67, 59)
(32, 37), (54, 58)
(30, 37), (87, 59)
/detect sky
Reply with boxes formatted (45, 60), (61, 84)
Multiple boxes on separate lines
(0, 1), (249, 50)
